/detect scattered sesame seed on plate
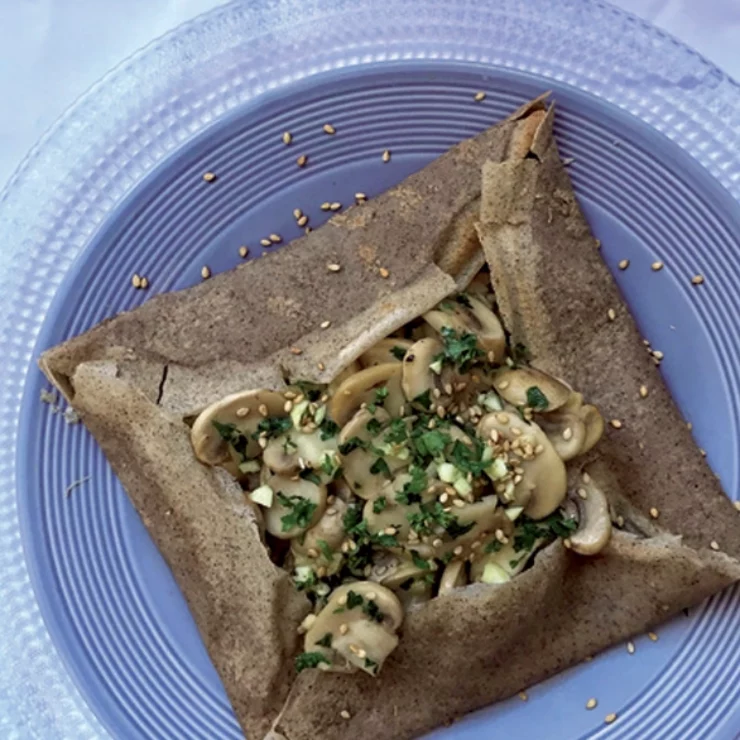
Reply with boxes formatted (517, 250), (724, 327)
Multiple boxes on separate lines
(320, 202), (331, 211)
(610, 419), (623, 429)
(355, 192), (367, 201)
(296, 154), (308, 167)
(260, 238), (271, 247)
(651, 261), (664, 271)
(692, 274), (705, 285)
(710, 540), (720, 551)
(474, 91), (486, 102)
(627, 640), (635, 654)
(323, 123), (336, 135)
(320, 320), (331, 329)
(648, 631), (659, 641)
(607, 308), (616, 321)
(131, 273), (142, 289)
(340, 710), (351, 720)
(269, 233), (282, 244)
(293, 208), (302, 219)
(518, 691), (528, 701)
(649, 507), (660, 519)
(586, 698), (597, 710)
(734, 501), (740, 512)
(238, 246), (249, 258)
(290, 347), (303, 355)
(200, 266), (211, 280)
(297, 215), (308, 227)
(140, 276), (149, 289)
(282, 131), (292, 145)
(382, 149), (391, 163)
(618, 259), (630, 270)
(330, 202), (342, 211)
(639, 385), (648, 398)
(379, 267), (390, 278)
(605, 713), (617, 724)
(653, 350), (664, 360)
(317, 361), (326, 371)
(327, 263), (341, 272)
(202, 171), (217, 182)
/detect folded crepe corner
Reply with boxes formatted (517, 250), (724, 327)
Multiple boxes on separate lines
(39, 95), (740, 740)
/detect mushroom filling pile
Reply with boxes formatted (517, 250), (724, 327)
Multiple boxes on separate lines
(191, 274), (611, 677)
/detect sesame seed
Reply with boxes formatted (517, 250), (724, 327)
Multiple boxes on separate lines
(323, 123), (336, 135)
(582, 472), (591, 483)
(498, 380), (510, 390)
(338, 594), (348, 606)
(131, 273), (142, 289)
(320, 320), (331, 329)
(258, 437), (267, 449)
(330, 202), (342, 211)
(202, 172), (216, 182)
(691, 274), (705, 285)
(563, 427), (573, 441)
(258, 404), (269, 417)
(338, 623), (349, 636)
(651, 261), (664, 271)
(649, 507), (659, 519)
(238, 246), (249, 258)
(382, 149), (391, 163)
(648, 631), (658, 641)
(296, 154), (308, 167)
(474, 91), (486, 102)
(618, 259), (630, 270)
(320, 202), (331, 211)
(627, 641), (635, 654)
(283, 400), (293, 413)
(605, 713), (617, 724)
(700, 448), (706, 457)
(327, 263), (341, 272)
(607, 308), (616, 321)
(306, 548), (319, 558)
(710, 540), (720, 551)
(260, 238), (271, 247)
(496, 412), (510, 425)
(235, 407), (250, 418)
(297, 215), (308, 227)
(639, 385), (648, 398)
(355, 192), (367, 202)
(653, 350), (664, 360)
(595, 239), (601, 249)
(201, 266), (211, 280)
(379, 267), (390, 279)
(293, 208), (302, 220)
(384, 526), (397, 536)
(617, 515), (625, 528)
(269, 233), (282, 244)
(610, 419), (623, 429)
(282, 131), (293, 146)
(518, 691), (528, 701)
(577, 488), (588, 500)
(586, 698), (597, 710)
(734, 501), (740, 512)
(140, 277), (149, 289)
(290, 347), (303, 355)
(340, 710), (351, 720)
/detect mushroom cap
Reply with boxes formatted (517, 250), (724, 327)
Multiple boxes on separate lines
(492, 367), (571, 412)
(359, 338), (414, 367)
(328, 363), (405, 427)
(579, 404), (605, 454)
(536, 410), (587, 462)
(423, 295), (506, 362)
(262, 474), (327, 539)
(477, 411), (568, 519)
(368, 552), (435, 608)
(338, 408), (409, 499)
(470, 535), (544, 583)
(439, 559), (468, 594)
(191, 389), (287, 466)
(292, 498), (348, 559)
(568, 476), (612, 555)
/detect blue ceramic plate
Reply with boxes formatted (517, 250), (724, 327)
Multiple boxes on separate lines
(2, 1), (740, 738)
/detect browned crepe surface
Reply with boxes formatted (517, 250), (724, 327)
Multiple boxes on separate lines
(40, 97), (740, 740)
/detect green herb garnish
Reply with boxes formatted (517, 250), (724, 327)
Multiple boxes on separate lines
(339, 436), (366, 455)
(369, 457), (392, 478)
(436, 326), (485, 372)
(525, 386), (549, 411)
(254, 416), (293, 439)
(319, 419), (340, 440)
(277, 492), (317, 532)
(390, 345), (408, 361)
(316, 632), (333, 648)
(513, 512), (577, 552)
(373, 496), (388, 514)
(317, 539), (334, 561)
(212, 420), (251, 461)
(295, 651), (330, 672)
(395, 465), (427, 505)
(346, 590), (364, 609)
(410, 550), (431, 571)
(299, 469), (322, 486)
(362, 599), (384, 623)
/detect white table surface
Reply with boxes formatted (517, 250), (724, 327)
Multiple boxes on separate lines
(0, 0), (738, 193)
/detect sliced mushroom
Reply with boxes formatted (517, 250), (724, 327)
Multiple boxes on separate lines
(292, 498), (348, 575)
(359, 339), (414, 367)
(369, 553), (434, 609)
(263, 429), (339, 476)
(327, 361), (362, 396)
(401, 337), (444, 404)
(465, 273), (495, 305)
(579, 404), (605, 454)
(568, 476), (612, 555)
(478, 411), (567, 519)
(439, 560), (468, 594)
(191, 389), (287, 466)
(492, 367), (571, 412)
(262, 474), (327, 539)
(536, 411), (587, 462)
(329, 363), (406, 427)
(304, 582), (403, 674)
(423, 294), (506, 362)
(338, 409), (409, 499)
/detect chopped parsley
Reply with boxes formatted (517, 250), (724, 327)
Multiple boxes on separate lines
(253, 416), (293, 440)
(413, 389), (432, 410)
(373, 532), (400, 548)
(277, 492), (317, 532)
(365, 417), (383, 436)
(383, 418), (408, 445)
(367, 385), (389, 413)
(435, 326), (485, 372)
(295, 651), (330, 672)
(408, 501), (473, 539)
(320, 454), (341, 479)
(410, 550), (431, 571)
(346, 590), (364, 609)
(373, 496), (388, 514)
(339, 436), (366, 455)
(413, 429), (450, 457)
(455, 293), (473, 308)
(369, 457), (392, 478)
(212, 420), (251, 461)
(293, 381), (323, 402)
(362, 599), (384, 623)
(319, 419), (340, 440)
(448, 438), (489, 477)
(317, 539), (334, 561)
(525, 386), (549, 412)
(299, 469), (322, 485)
(513, 512), (577, 552)
(364, 657), (379, 673)
(395, 466), (427, 505)
(316, 632), (333, 648)
(390, 345), (408, 361)
(484, 539), (503, 554)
